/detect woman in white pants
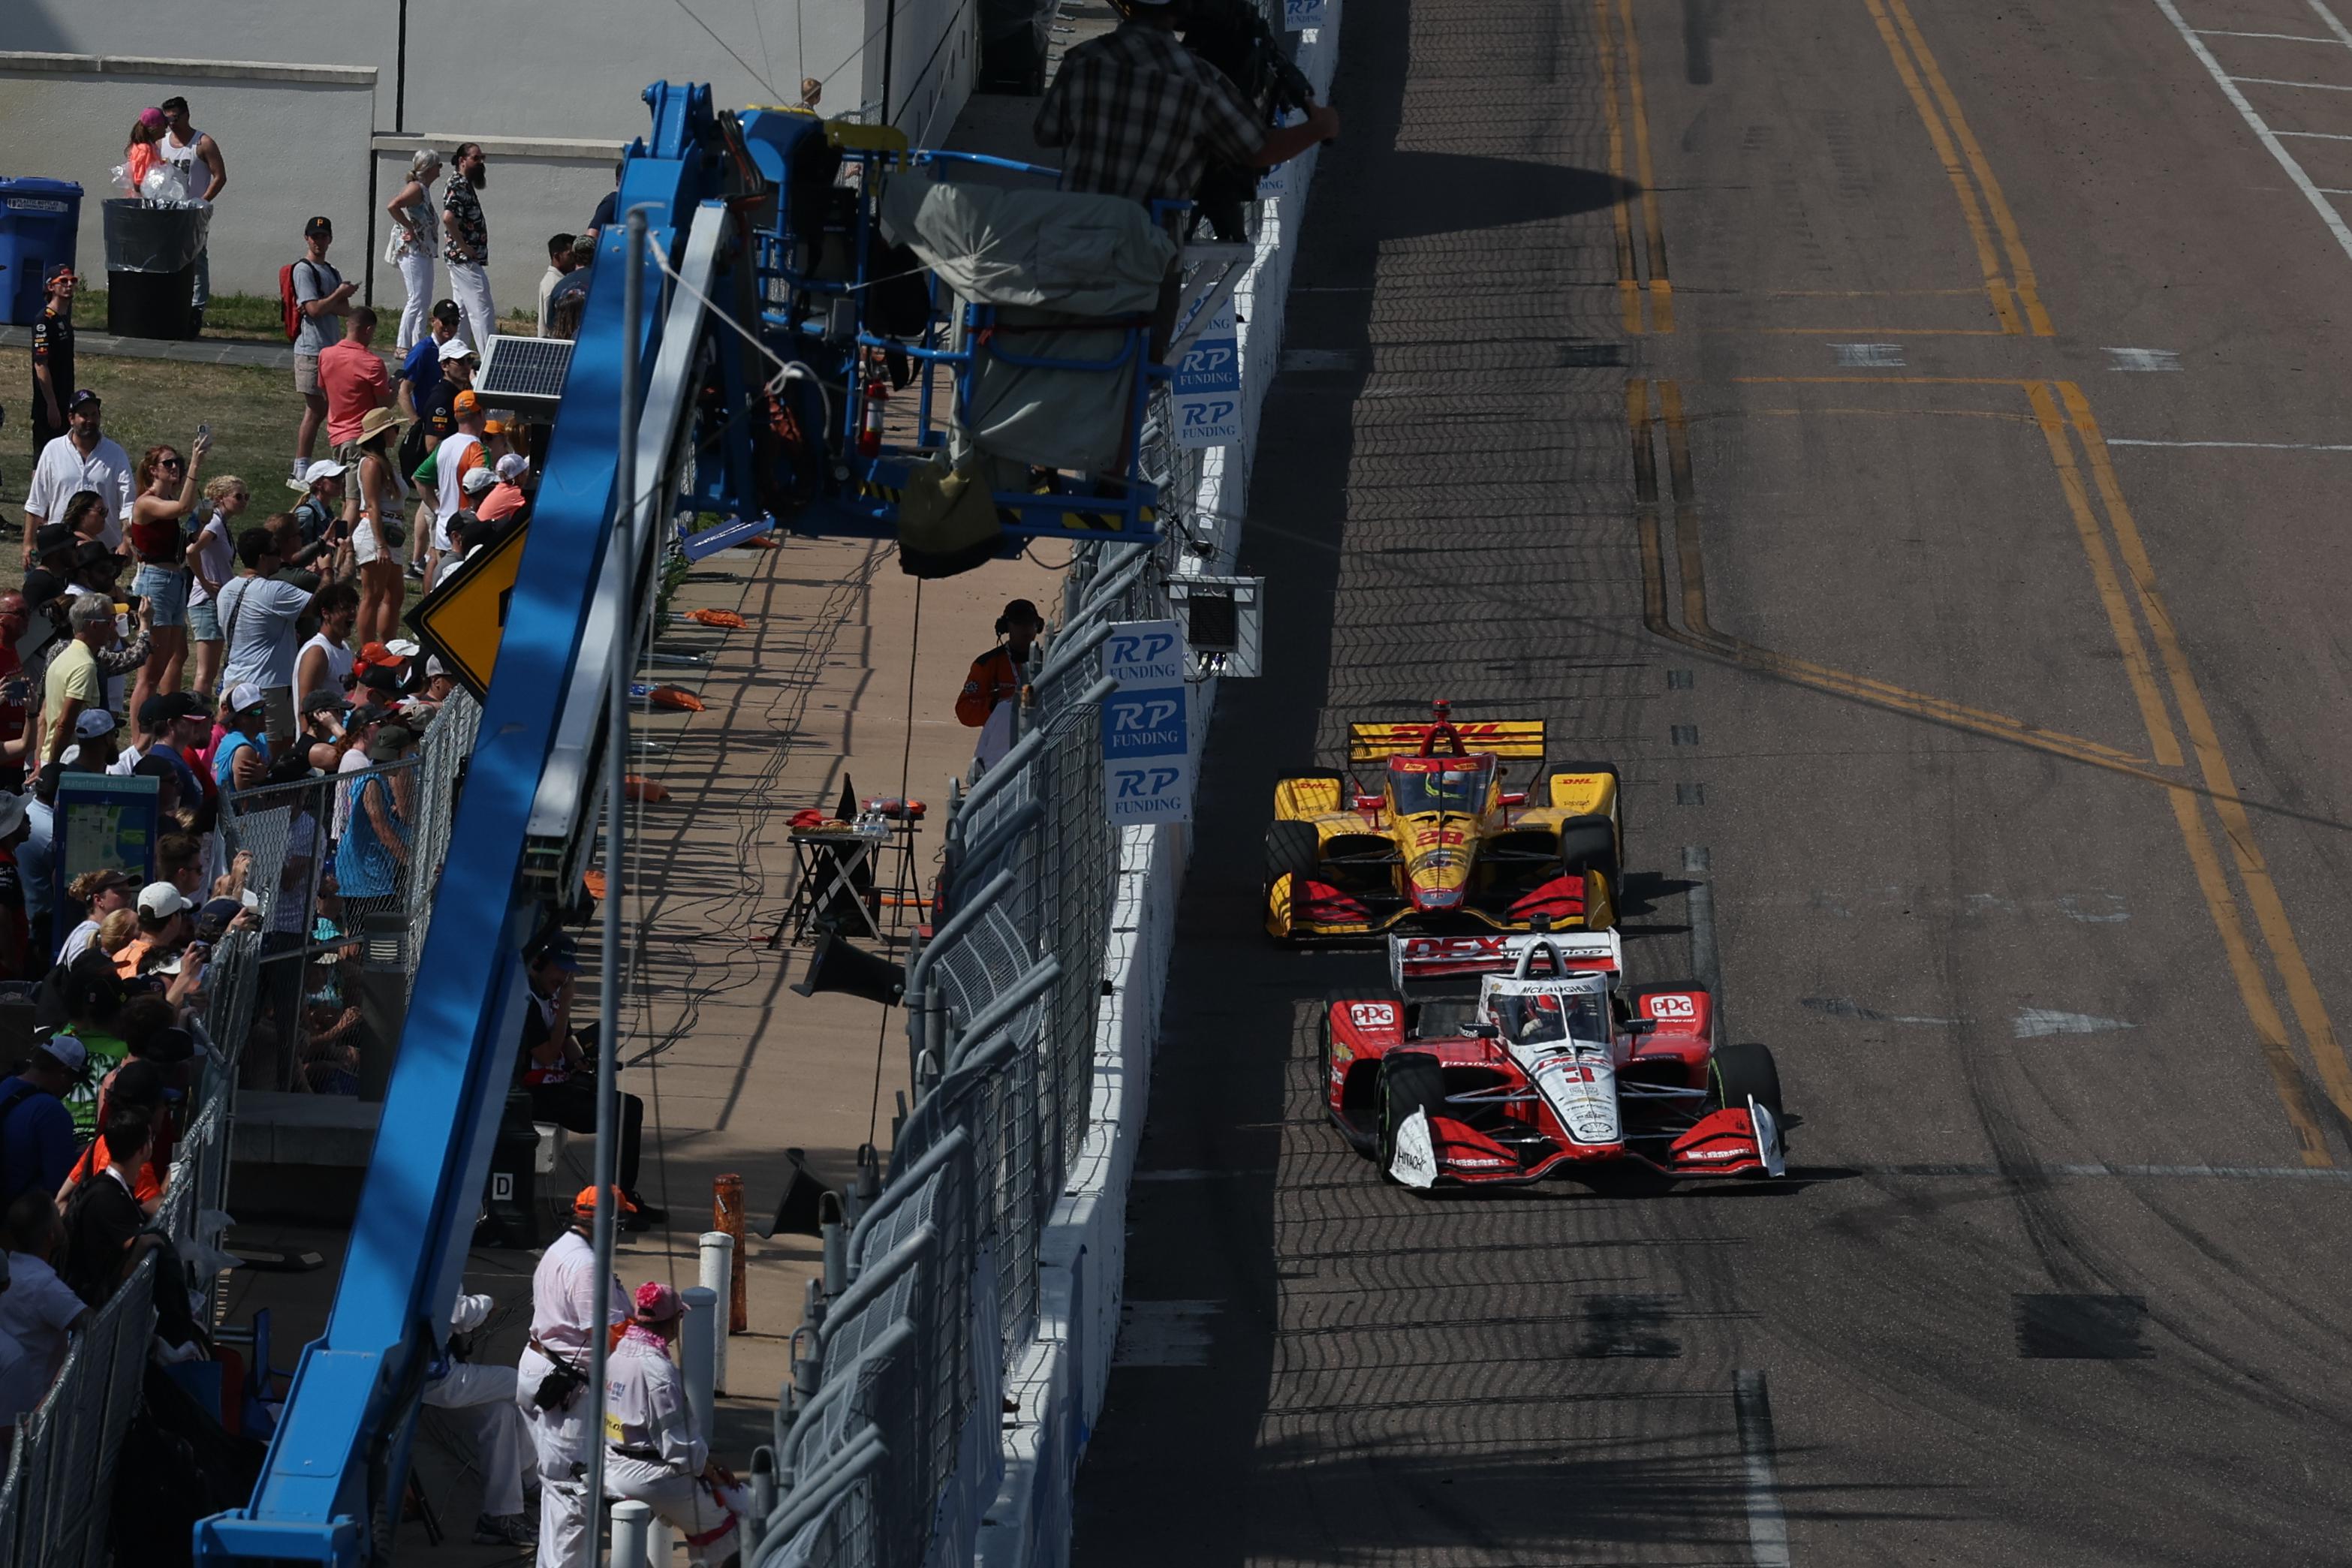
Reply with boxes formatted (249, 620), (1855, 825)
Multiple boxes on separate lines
(604, 1282), (750, 1567)
(384, 149), (444, 354)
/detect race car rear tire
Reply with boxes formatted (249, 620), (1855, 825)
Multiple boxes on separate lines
(1265, 820), (1323, 886)
(1555, 814), (1620, 886)
(1708, 1041), (1784, 1124)
(1375, 1051), (1447, 1180)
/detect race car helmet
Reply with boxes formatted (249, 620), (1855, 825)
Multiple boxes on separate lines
(1495, 992), (1566, 1044)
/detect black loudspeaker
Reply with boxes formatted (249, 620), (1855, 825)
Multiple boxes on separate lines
(792, 932), (905, 1005)
(767, 1147), (835, 1237)
(835, 774), (858, 823)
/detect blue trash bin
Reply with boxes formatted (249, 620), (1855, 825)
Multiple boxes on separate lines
(0, 177), (85, 327)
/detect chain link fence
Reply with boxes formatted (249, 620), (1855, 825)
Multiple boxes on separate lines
(0, 694), (482, 1567)
(750, 486), (1177, 1568)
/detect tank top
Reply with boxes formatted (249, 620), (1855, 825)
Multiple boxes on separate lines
(159, 128), (203, 197)
(299, 632), (354, 697)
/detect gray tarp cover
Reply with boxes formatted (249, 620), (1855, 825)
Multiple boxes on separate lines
(879, 175), (1176, 471)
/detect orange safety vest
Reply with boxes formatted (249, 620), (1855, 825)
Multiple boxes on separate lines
(956, 646), (1022, 728)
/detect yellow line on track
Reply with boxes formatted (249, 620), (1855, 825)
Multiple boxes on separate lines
(1616, 0), (1675, 333)
(1594, 0), (1643, 334)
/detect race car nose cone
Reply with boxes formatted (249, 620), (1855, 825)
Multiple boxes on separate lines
(1412, 886), (1463, 909)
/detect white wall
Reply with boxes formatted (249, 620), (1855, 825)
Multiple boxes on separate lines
(0, 0), (978, 312)
(0, 56), (377, 306)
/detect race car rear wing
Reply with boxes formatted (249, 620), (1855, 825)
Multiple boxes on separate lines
(1390, 929), (1624, 989)
(1348, 718), (1548, 764)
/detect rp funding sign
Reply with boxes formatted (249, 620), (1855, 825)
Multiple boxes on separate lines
(1101, 618), (1192, 824)
(1173, 306), (1240, 450)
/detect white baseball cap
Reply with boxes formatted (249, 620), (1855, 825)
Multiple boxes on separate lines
(494, 452), (529, 482)
(74, 709), (116, 739)
(302, 459), (348, 486)
(0, 792), (27, 839)
(386, 638), (420, 659)
(226, 682), (267, 715)
(461, 465), (498, 495)
(438, 339), (478, 362)
(37, 1034), (88, 1074)
(139, 880), (193, 918)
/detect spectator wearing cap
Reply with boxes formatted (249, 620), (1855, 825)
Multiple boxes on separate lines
(537, 231), (578, 333)
(58, 868), (134, 965)
(604, 1278), (751, 1557)
(185, 474), (250, 705)
(113, 881), (194, 980)
(0, 1037), (84, 1205)
(297, 688), (351, 772)
(479, 452), (531, 524)
(59, 1103), (157, 1305)
(956, 597), (1044, 728)
(517, 937), (663, 1226)
(430, 391), (489, 588)
(441, 143), (495, 353)
(21, 391), (131, 572)
(21, 524), (78, 616)
(126, 432), (215, 721)
(109, 691), (206, 798)
(292, 458), (348, 550)
(396, 299), (463, 426)
(331, 703), (390, 841)
(0, 1193), (93, 1432)
(28, 266), (76, 450)
(212, 683), (272, 793)
(336, 724), (414, 915)
(38, 595), (115, 769)
(297, 581), (360, 709)
(519, 1183), (630, 1563)
(291, 215), (360, 482)
(215, 528), (321, 747)
(422, 336), (476, 447)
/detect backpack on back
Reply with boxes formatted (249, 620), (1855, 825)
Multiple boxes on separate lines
(278, 262), (303, 341)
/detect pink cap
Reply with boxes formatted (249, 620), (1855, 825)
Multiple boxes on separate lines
(632, 1281), (682, 1323)
(137, 107), (167, 130)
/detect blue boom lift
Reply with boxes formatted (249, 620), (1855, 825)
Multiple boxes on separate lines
(192, 81), (1183, 1562)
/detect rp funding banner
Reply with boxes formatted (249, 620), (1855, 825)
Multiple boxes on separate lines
(1173, 306), (1241, 449)
(1102, 619), (1194, 824)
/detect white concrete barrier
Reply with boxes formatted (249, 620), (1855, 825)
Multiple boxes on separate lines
(974, 8), (1346, 1564)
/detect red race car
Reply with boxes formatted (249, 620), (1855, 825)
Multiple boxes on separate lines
(1321, 931), (1787, 1188)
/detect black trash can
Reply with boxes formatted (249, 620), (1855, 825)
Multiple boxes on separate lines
(101, 198), (208, 340)
(480, 1091), (550, 1249)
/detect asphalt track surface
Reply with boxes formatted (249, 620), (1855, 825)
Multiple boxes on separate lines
(1071, 1), (2352, 1563)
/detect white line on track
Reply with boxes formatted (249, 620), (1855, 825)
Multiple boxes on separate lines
(2194, 29), (2338, 44)
(2155, 0), (2352, 265)
(2309, 0), (2352, 50)
(1855, 1162), (2352, 1180)
(2278, 128), (2352, 138)
(2225, 74), (2352, 89)
(1733, 1371), (1792, 1568)
(2104, 438), (2352, 450)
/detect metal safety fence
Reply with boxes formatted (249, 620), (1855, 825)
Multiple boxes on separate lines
(0, 692), (483, 1567)
(748, 486), (1187, 1568)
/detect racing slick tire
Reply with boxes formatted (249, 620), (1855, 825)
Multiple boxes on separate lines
(1265, 820), (1323, 887)
(1555, 813), (1620, 887)
(1708, 1041), (1784, 1124)
(1375, 1051), (1447, 1184)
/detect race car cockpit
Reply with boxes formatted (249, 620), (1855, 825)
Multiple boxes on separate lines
(1486, 987), (1609, 1048)
(1388, 755), (1494, 816)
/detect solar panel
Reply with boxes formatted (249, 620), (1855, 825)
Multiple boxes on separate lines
(476, 335), (574, 412)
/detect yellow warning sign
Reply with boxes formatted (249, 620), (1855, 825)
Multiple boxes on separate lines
(405, 525), (528, 700)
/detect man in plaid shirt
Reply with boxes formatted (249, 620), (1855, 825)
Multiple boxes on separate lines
(1034, 0), (1339, 207)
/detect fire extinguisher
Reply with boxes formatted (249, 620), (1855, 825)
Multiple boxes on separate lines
(857, 378), (889, 457)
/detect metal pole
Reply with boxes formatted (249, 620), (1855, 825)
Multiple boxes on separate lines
(697, 1231), (733, 1393)
(682, 1284), (718, 1439)
(585, 205), (648, 1550)
(609, 1499), (652, 1568)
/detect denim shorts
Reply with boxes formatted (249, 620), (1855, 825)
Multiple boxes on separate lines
(134, 564), (191, 628)
(188, 595), (221, 642)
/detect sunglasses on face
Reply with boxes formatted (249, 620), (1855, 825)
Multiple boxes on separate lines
(161, 459), (184, 470)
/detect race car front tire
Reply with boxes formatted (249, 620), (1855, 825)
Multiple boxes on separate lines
(1708, 1041), (1784, 1124)
(1376, 1051), (1447, 1182)
(1555, 814), (1620, 886)
(1266, 820), (1323, 886)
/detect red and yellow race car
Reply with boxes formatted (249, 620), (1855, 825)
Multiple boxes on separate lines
(1263, 701), (1622, 943)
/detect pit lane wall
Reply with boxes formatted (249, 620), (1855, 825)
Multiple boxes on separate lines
(972, 8), (1345, 1563)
